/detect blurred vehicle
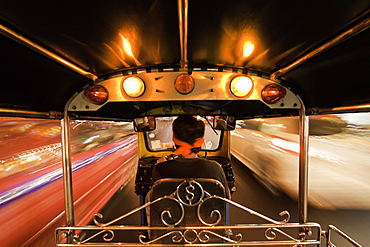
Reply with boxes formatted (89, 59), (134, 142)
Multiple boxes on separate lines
(231, 114), (370, 209)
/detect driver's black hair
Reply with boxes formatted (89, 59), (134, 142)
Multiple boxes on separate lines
(172, 115), (205, 145)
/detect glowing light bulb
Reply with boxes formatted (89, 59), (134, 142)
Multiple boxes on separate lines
(123, 77), (145, 97)
(121, 35), (134, 58)
(243, 41), (254, 57)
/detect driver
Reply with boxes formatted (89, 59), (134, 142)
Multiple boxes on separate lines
(151, 115), (231, 198)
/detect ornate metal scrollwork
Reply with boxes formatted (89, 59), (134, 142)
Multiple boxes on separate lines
(141, 228), (243, 244)
(197, 196), (222, 226)
(74, 229), (115, 243)
(139, 230), (183, 244)
(198, 230), (242, 243)
(159, 197), (185, 226)
(57, 179), (322, 246)
(265, 227), (303, 243)
(176, 180), (204, 206)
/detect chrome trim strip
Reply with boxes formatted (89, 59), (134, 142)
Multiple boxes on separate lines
(0, 24), (98, 81)
(68, 72), (301, 112)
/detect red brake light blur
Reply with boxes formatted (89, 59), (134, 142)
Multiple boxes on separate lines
(84, 85), (108, 105)
(261, 84), (286, 104)
(174, 74), (195, 94)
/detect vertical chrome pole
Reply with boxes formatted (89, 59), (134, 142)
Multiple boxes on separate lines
(298, 98), (309, 238)
(61, 99), (76, 243)
(178, 0), (188, 71)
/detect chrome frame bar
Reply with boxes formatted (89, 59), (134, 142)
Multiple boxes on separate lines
(298, 97), (309, 236)
(61, 95), (77, 243)
(326, 225), (362, 247)
(0, 24), (98, 81)
(56, 223), (322, 246)
(313, 103), (370, 115)
(0, 107), (62, 119)
(270, 10), (370, 80)
(178, 0), (188, 71)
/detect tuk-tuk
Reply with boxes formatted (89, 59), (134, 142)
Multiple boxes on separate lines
(0, 0), (369, 246)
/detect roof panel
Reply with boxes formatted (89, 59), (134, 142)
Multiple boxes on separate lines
(0, 0), (369, 116)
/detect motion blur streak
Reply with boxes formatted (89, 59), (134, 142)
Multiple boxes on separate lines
(0, 136), (138, 247)
(0, 117), (138, 247)
(231, 114), (370, 209)
(0, 136), (137, 206)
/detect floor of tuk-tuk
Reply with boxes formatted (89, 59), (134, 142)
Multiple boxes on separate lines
(79, 157), (370, 245)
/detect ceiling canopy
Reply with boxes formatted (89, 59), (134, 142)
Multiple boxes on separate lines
(0, 0), (369, 118)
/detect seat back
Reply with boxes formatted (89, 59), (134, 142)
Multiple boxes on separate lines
(147, 178), (227, 244)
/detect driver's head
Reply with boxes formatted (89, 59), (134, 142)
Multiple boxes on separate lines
(172, 115), (205, 145)
(172, 115), (205, 156)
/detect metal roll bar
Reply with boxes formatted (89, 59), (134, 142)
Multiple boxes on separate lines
(270, 10), (370, 81)
(0, 24), (98, 81)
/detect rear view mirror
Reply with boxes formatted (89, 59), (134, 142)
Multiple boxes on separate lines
(213, 116), (236, 130)
(133, 116), (156, 132)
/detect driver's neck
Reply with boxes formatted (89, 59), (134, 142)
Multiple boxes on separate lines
(182, 152), (198, 159)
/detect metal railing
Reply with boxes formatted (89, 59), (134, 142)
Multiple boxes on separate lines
(326, 225), (362, 247)
(56, 179), (322, 246)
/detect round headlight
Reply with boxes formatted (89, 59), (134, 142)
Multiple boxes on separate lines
(123, 77), (145, 97)
(261, 84), (287, 104)
(174, 74), (195, 94)
(84, 85), (108, 105)
(230, 76), (253, 97)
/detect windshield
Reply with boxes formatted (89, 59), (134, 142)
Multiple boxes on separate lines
(145, 116), (222, 151)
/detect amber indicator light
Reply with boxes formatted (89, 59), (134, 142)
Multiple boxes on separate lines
(174, 74), (195, 94)
(84, 85), (109, 105)
(261, 84), (287, 104)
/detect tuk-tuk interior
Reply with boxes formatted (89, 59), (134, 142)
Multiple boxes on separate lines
(0, 0), (369, 246)
(54, 83), (356, 246)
